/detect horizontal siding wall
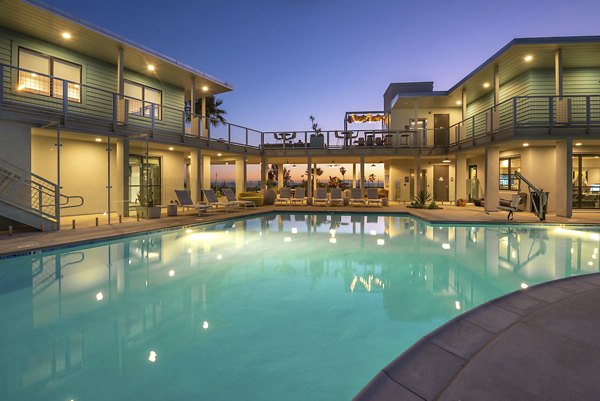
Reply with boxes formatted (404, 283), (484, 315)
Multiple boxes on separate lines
(0, 36), (10, 65)
(466, 92), (493, 118)
(564, 68), (600, 95)
(527, 69), (554, 96)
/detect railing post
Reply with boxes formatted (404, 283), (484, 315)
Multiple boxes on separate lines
(112, 93), (117, 131)
(62, 79), (69, 122)
(182, 110), (186, 139)
(245, 128), (248, 147)
(261, 131), (264, 149)
(55, 184), (60, 230)
(38, 184), (43, 213)
(151, 104), (155, 137)
(512, 97), (517, 130)
(586, 95), (591, 130)
(471, 116), (475, 145)
(228, 124), (231, 146)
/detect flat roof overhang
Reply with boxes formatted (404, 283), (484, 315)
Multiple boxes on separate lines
(0, 0), (233, 97)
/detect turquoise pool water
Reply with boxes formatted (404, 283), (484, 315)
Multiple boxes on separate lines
(0, 213), (598, 401)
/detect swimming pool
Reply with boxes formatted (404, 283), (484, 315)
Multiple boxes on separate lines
(0, 213), (597, 400)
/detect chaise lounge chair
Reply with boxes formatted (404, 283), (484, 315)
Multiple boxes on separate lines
(223, 188), (256, 208)
(349, 188), (366, 206)
(275, 187), (292, 205)
(289, 188), (307, 205)
(313, 188), (329, 206)
(202, 189), (238, 212)
(328, 188), (344, 206)
(366, 188), (383, 207)
(174, 190), (211, 215)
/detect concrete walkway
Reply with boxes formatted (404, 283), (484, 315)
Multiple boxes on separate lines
(354, 273), (600, 401)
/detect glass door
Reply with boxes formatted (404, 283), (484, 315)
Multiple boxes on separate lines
(129, 155), (161, 211)
(572, 155), (600, 209)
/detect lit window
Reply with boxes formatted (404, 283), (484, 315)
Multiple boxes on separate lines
(499, 156), (521, 190)
(18, 48), (81, 102)
(124, 81), (162, 120)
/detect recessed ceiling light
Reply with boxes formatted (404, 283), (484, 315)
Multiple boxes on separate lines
(147, 64), (155, 71)
(217, 153), (222, 156)
(575, 142), (582, 146)
(524, 55), (533, 62)
(62, 32), (72, 39)
(456, 100), (462, 105)
(95, 138), (102, 142)
(483, 82), (490, 88)
(523, 143), (529, 147)
(202, 86), (209, 92)
(168, 147), (174, 151)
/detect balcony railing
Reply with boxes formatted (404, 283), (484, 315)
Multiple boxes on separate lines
(449, 95), (600, 146)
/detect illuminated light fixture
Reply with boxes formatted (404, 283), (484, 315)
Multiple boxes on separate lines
(521, 282), (529, 289)
(148, 351), (157, 363)
(329, 237), (337, 244)
(456, 100), (462, 105)
(524, 55), (533, 62)
(202, 86), (209, 92)
(291, 227), (298, 234)
(523, 143), (529, 147)
(187, 248), (192, 254)
(575, 142), (582, 146)
(217, 153), (222, 156)
(483, 82), (490, 88)
(95, 138), (102, 142)
(443, 156), (451, 163)
(186, 229), (193, 233)
(377, 239), (385, 246)
(371, 163), (376, 167)
(62, 32), (72, 39)
(188, 155), (192, 158)
(169, 269), (175, 277)
(292, 164), (296, 168)
(284, 236), (292, 242)
(225, 162), (229, 165)
(442, 243), (451, 250)
(147, 64), (155, 71)
(96, 292), (104, 301)
(217, 254), (223, 260)
(455, 301), (461, 310)
(31, 73), (37, 77)
(202, 321), (209, 329)
(168, 146), (174, 151)
(370, 230), (377, 236)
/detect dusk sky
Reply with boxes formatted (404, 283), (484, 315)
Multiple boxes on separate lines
(41, 0), (600, 181)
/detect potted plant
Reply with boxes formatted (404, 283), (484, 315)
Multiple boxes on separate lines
(309, 115), (324, 148)
(136, 189), (161, 219)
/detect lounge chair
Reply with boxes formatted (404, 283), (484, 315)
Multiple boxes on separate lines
(366, 188), (383, 207)
(275, 187), (292, 205)
(498, 193), (521, 220)
(202, 189), (238, 212)
(313, 188), (329, 206)
(328, 188), (344, 206)
(290, 188), (307, 205)
(174, 190), (211, 214)
(222, 188), (256, 208)
(349, 188), (365, 206)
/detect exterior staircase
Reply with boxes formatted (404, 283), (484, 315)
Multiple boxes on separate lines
(0, 159), (83, 231)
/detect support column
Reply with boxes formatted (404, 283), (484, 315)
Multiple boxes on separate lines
(190, 78), (196, 115)
(235, 158), (247, 194)
(277, 164), (284, 189)
(117, 47), (124, 97)
(555, 139), (573, 217)
(307, 157), (312, 198)
(493, 64), (500, 107)
(116, 138), (129, 216)
(359, 156), (365, 190)
(455, 152), (467, 201)
(555, 48), (563, 98)
(461, 88), (467, 120)
(415, 156), (422, 195)
(352, 163), (357, 188)
(413, 101), (420, 147)
(260, 156), (267, 189)
(201, 97), (207, 138)
(201, 155), (211, 191)
(190, 148), (202, 203)
(484, 145), (500, 213)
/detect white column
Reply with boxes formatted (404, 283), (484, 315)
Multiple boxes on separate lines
(415, 156), (422, 194)
(116, 138), (129, 216)
(352, 163), (357, 188)
(190, 148), (202, 203)
(277, 164), (284, 189)
(455, 152), (467, 201)
(307, 157), (312, 198)
(201, 96), (207, 138)
(493, 64), (500, 107)
(235, 158), (247, 194)
(201, 155), (211, 191)
(260, 156), (267, 189)
(555, 48), (563, 98)
(484, 145), (500, 213)
(359, 156), (365, 190)
(555, 139), (572, 217)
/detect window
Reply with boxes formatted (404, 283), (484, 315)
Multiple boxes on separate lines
(18, 48), (81, 102)
(499, 157), (520, 190)
(124, 81), (162, 120)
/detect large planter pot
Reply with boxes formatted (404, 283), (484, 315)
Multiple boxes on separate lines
(137, 206), (161, 219)
(261, 189), (277, 205)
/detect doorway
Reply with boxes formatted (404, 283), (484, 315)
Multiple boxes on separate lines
(433, 164), (449, 201)
(129, 155), (161, 211)
(468, 165), (479, 201)
(434, 114), (450, 148)
(409, 169), (427, 200)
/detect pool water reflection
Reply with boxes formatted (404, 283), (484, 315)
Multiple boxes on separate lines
(0, 214), (597, 401)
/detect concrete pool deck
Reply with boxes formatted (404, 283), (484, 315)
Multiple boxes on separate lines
(1, 203), (600, 256)
(354, 273), (600, 401)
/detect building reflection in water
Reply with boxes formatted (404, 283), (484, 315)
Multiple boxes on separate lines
(0, 214), (596, 400)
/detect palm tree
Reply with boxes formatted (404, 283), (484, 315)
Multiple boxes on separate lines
(194, 96), (227, 127)
(339, 166), (347, 185)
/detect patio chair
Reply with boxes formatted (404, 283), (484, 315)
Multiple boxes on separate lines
(275, 187), (292, 205)
(289, 188), (307, 205)
(313, 188), (329, 206)
(328, 188), (344, 206)
(366, 188), (383, 207)
(349, 188), (365, 206)
(174, 190), (211, 215)
(498, 193), (521, 220)
(222, 188), (256, 208)
(202, 189), (238, 212)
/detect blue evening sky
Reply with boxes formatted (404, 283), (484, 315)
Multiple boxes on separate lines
(42, 0), (600, 133)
